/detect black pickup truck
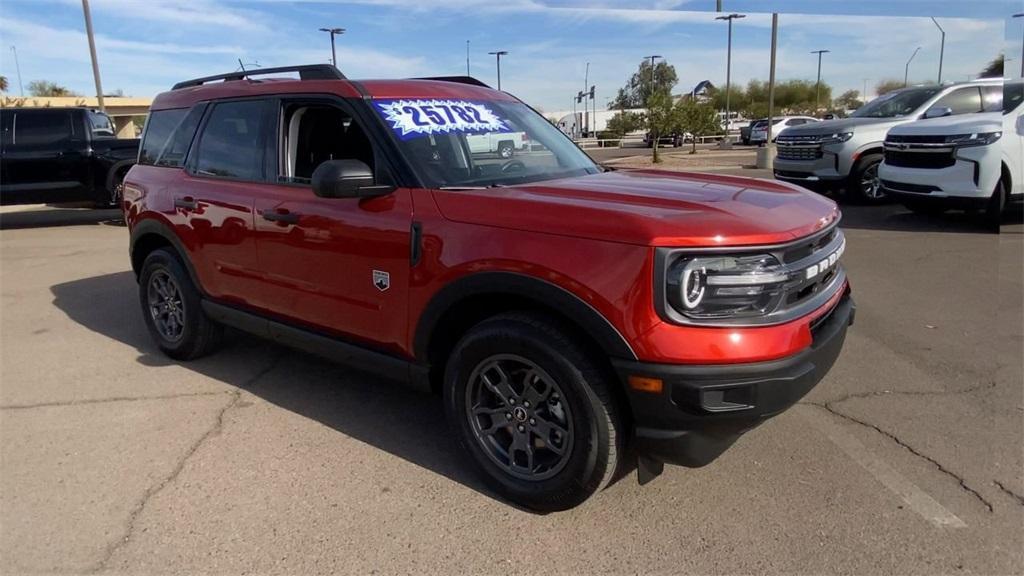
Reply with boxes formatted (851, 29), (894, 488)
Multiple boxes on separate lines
(0, 107), (139, 206)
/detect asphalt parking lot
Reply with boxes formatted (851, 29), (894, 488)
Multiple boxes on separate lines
(1, 188), (1022, 574)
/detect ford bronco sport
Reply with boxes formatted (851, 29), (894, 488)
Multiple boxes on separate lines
(124, 65), (854, 512)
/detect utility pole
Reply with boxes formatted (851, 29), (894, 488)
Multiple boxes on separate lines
(1014, 14), (1024, 78)
(811, 49), (830, 113)
(931, 17), (945, 83)
(583, 62), (590, 136)
(863, 78), (868, 103)
(81, 0), (105, 111)
(715, 13), (744, 144)
(716, 0), (722, 11)
(10, 46), (24, 96)
(488, 50), (508, 90)
(319, 27), (345, 67)
(904, 46), (921, 87)
(757, 12), (779, 170)
(466, 40), (470, 76)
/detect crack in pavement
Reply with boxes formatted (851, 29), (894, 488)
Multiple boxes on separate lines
(86, 354), (286, 574)
(0, 391), (232, 411)
(819, 380), (997, 407)
(993, 481), (1024, 507)
(803, 401), (995, 513)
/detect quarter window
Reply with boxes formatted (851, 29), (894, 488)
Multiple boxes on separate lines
(139, 109), (188, 165)
(193, 100), (267, 180)
(931, 87), (983, 115)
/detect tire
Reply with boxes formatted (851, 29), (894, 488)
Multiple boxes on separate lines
(96, 167), (127, 209)
(443, 312), (622, 512)
(984, 179), (1006, 231)
(497, 142), (514, 159)
(138, 248), (223, 360)
(903, 201), (947, 216)
(847, 153), (886, 204)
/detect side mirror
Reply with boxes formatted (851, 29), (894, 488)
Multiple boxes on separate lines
(923, 106), (953, 119)
(311, 159), (393, 199)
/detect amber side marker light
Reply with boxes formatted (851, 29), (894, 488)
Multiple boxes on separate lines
(628, 376), (664, 393)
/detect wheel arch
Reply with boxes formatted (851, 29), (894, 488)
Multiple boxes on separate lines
(105, 160), (135, 195)
(1000, 160), (1013, 192)
(129, 219), (201, 290)
(414, 272), (637, 391)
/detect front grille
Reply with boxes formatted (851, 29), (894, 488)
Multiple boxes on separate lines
(780, 227), (837, 264)
(884, 149), (956, 169)
(778, 146), (822, 161)
(880, 179), (941, 194)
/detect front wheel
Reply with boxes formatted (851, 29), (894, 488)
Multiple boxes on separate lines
(848, 153), (886, 204)
(497, 142), (514, 159)
(139, 249), (223, 360)
(444, 312), (622, 512)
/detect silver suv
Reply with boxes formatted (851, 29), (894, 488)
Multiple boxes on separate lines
(773, 79), (1002, 203)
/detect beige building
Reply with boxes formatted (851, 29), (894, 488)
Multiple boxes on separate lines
(0, 95), (151, 138)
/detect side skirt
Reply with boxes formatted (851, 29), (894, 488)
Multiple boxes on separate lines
(202, 300), (431, 393)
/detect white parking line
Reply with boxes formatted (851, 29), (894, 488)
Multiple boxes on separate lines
(801, 406), (967, 529)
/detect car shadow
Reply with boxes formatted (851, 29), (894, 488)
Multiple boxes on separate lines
(48, 270), (540, 509)
(833, 200), (1012, 234)
(0, 206), (124, 230)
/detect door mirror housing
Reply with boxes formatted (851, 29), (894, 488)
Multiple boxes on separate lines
(311, 159), (393, 198)
(923, 106), (953, 120)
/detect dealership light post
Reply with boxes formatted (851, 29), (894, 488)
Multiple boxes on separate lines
(904, 46), (921, 87)
(716, 13), (745, 144)
(488, 50), (508, 91)
(643, 54), (661, 105)
(811, 49), (829, 113)
(466, 40), (470, 76)
(930, 17), (945, 83)
(583, 61), (590, 136)
(319, 27), (345, 67)
(10, 46), (24, 96)
(1015, 14), (1024, 77)
(81, 0), (105, 112)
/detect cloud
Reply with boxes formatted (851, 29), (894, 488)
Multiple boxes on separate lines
(66, 0), (269, 32)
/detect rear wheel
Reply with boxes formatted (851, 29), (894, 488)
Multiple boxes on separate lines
(848, 153), (885, 204)
(444, 312), (622, 512)
(139, 249), (223, 360)
(497, 142), (514, 159)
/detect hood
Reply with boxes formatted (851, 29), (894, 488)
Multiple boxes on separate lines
(431, 170), (839, 248)
(887, 112), (1001, 136)
(780, 116), (907, 136)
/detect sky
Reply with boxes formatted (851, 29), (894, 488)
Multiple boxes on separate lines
(0, 0), (1020, 113)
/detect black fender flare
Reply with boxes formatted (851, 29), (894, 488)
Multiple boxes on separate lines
(413, 271), (637, 363)
(129, 218), (202, 291)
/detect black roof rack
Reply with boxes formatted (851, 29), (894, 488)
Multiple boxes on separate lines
(412, 76), (492, 89)
(172, 64), (345, 90)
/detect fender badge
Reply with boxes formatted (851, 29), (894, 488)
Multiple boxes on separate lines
(373, 270), (390, 292)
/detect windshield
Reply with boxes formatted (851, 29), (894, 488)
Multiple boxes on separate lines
(373, 99), (600, 188)
(852, 87), (942, 118)
(1005, 83), (1024, 115)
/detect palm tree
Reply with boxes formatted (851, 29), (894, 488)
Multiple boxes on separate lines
(0, 76), (9, 93)
(978, 54), (1003, 79)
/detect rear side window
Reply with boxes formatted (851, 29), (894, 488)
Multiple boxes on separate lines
(87, 111), (115, 138)
(155, 105), (205, 168)
(932, 87), (983, 115)
(981, 85), (1002, 112)
(139, 109), (188, 165)
(13, 110), (74, 145)
(192, 100), (267, 180)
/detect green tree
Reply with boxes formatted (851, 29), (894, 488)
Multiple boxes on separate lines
(605, 110), (643, 137)
(612, 59), (678, 109)
(27, 80), (77, 97)
(979, 54), (1003, 78)
(834, 89), (863, 111)
(643, 91), (679, 163)
(875, 79), (905, 97)
(0, 76), (8, 93)
(675, 99), (720, 154)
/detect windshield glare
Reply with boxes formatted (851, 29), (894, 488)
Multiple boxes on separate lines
(852, 87), (942, 118)
(374, 99), (600, 188)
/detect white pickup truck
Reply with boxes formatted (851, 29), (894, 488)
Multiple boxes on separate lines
(466, 131), (527, 158)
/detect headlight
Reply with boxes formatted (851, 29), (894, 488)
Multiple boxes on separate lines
(945, 132), (1001, 147)
(667, 254), (789, 320)
(821, 132), (853, 145)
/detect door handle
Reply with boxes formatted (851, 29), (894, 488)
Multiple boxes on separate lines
(261, 210), (300, 224)
(174, 197), (197, 210)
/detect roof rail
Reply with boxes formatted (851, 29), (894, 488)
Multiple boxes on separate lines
(172, 64), (345, 90)
(412, 76), (492, 89)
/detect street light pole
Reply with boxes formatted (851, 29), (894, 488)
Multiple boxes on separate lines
(488, 50), (508, 90)
(466, 40), (470, 76)
(904, 46), (921, 87)
(10, 46), (24, 96)
(318, 27), (345, 67)
(643, 54), (662, 105)
(716, 13), (745, 142)
(811, 49), (830, 113)
(930, 17), (945, 83)
(583, 62), (590, 136)
(81, 0), (105, 112)
(1014, 14), (1024, 78)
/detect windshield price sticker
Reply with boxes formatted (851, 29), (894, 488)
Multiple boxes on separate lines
(375, 99), (509, 139)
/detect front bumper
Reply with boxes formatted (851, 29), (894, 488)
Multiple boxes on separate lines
(878, 149), (999, 202)
(613, 289), (855, 468)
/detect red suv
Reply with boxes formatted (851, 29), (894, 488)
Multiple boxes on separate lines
(124, 65), (854, 511)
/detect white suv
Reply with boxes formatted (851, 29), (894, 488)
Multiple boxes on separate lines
(773, 79), (1002, 203)
(751, 116), (819, 145)
(879, 80), (1023, 227)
